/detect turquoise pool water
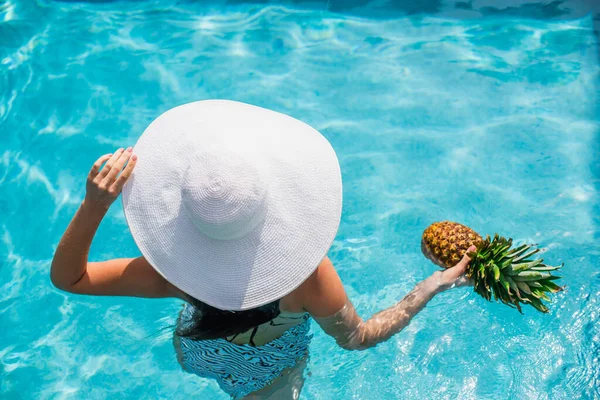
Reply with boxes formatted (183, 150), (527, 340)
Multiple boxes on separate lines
(1, 0), (599, 398)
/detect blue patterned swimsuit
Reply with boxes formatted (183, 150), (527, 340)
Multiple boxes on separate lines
(174, 303), (313, 399)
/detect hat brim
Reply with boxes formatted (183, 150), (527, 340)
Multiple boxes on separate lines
(122, 100), (342, 310)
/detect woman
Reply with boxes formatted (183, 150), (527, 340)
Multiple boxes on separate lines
(51, 100), (474, 399)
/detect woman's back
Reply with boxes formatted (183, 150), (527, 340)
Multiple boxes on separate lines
(172, 285), (315, 399)
(171, 275), (309, 346)
(225, 295), (308, 346)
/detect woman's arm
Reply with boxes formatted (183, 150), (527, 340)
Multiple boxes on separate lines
(301, 248), (475, 351)
(50, 148), (180, 299)
(50, 197), (108, 290)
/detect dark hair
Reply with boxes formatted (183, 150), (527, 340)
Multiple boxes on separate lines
(175, 296), (281, 341)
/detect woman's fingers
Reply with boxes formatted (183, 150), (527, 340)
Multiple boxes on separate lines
(111, 152), (138, 191)
(101, 147), (133, 186)
(88, 153), (113, 180)
(455, 245), (477, 271)
(96, 148), (125, 181)
(440, 245), (478, 290)
(85, 147), (136, 210)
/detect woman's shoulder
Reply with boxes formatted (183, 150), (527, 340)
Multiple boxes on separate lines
(279, 286), (305, 314)
(281, 257), (347, 317)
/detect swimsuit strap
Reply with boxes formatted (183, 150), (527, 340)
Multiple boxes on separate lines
(225, 333), (240, 343)
(177, 299), (282, 341)
(248, 325), (260, 347)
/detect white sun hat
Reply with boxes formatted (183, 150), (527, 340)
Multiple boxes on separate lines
(122, 100), (342, 311)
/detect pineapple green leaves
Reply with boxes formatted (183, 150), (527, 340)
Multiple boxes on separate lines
(466, 234), (564, 313)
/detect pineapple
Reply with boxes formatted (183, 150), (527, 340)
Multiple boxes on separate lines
(421, 221), (564, 313)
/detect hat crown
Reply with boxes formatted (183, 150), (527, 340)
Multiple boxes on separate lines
(181, 147), (269, 240)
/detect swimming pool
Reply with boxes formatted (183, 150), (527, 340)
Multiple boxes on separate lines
(1, 0), (598, 398)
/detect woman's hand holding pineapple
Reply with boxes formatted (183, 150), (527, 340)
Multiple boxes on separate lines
(422, 221), (563, 313)
(435, 245), (477, 292)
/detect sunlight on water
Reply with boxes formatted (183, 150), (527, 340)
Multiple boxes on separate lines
(0, 0), (598, 399)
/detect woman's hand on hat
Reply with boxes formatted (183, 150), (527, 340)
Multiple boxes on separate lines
(85, 147), (137, 211)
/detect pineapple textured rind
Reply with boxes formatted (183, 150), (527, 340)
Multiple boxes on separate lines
(421, 221), (483, 268)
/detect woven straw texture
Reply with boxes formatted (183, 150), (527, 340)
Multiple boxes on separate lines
(122, 100), (342, 310)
